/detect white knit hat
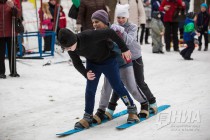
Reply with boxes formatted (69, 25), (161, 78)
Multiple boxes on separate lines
(116, 4), (129, 18)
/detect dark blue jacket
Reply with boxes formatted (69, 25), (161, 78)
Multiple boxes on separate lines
(152, 0), (164, 21)
(184, 18), (196, 42)
(196, 11), (210, 31)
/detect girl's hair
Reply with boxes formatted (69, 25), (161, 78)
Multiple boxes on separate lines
(42, 2), (52, 19)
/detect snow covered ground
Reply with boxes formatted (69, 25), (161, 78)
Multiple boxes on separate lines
(0, 43), (210, 140)
(1, 0), (210, 139)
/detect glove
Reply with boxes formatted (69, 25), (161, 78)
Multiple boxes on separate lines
(110, 24), (124, 33)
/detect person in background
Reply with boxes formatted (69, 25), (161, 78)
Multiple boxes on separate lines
(151, 0), (164, 21)
(42, 0), (56, 52)
(151, 11), (165, 53)
(39, 3), (53, 33)
(180, 12), (200, 60)
(0, 0), (21, 79)
(196, 3), (210, 51)
(159, 0), (185, 52)
(140, 0), (152, 45)
(58, 6), (66, 31)
(178, 0), (190, 45)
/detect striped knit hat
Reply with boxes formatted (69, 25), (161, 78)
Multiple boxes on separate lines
(91, 10), (109, 25)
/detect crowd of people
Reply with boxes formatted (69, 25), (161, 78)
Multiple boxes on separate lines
(0, 0), (210, 131)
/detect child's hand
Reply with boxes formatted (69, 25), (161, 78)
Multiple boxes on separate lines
(164, 5), (170, 11)
(122, 50), (132, 62)
(196, 32), (200, 36)
(160, 32), (164, 36)
(111, 24), (124, 33)
(87, 70), (95, 80)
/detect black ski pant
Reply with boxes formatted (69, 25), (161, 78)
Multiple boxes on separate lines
(140, 24), (150, 44)
(164, 22), (179, 51)
(180, 41), (195, 59)
(43, 30), (52, 51)
(198, 30), (209, 49)
(0, 37), (17, 74)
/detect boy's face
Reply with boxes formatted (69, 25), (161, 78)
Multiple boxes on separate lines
(92, 19), (107, 30)
(201, 7), (206, 12)
(117, 17), (128, 25)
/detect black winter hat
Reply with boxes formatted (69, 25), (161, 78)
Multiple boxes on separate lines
(58, 28), (77, 48)
(186, 12), (196, 19)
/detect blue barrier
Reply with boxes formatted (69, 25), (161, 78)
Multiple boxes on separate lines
(17, 31), (56, 58)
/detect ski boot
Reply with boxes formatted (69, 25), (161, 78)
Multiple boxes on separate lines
(127, 105), (140, 123)
(104, 108), (114, 120)
(150, 102), (158, 115)
(93, 109), (106, 124)
(74, 113), (93, 129)
(138, 102), (149, 119)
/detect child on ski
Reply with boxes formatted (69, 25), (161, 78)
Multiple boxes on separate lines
(180, 12), (200, 60)
(58, 26), (139, 129)
(150, 11), (165, 53)
(90, 9), (149, 124)
(196, 3), (210, 51)
(96, 4), (157, 120)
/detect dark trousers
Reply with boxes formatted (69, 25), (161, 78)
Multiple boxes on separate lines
(43, 30), (52, 51)
(140, 25), (150, 44)
(180, 41), (195, 59)
(85, 58), (134, 114)
(198, 30), (209, 48)
(108, 57), (156, 110)
(164, 22), (179, 51)
(132, 57), (156, 104)
(0, 37), (17, 74)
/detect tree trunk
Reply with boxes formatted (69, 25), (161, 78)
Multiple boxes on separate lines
(105, 0), (118, 24)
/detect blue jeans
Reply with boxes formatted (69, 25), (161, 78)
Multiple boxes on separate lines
(85, 58), (134, 114)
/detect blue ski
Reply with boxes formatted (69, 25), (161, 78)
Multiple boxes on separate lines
(116, 105), (170, 129)
(56, 109), (128, 136)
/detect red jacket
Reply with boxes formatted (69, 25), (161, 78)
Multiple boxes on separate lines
(0, 0), (21, 37)
(59, 11), (66, 29)
(159, 0), (184, 22)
